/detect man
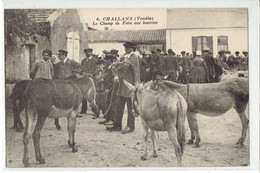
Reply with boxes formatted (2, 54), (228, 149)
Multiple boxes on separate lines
(141, 51), (152, 82)
(242, 51), (248, 71)
(80, 48), (98, 115)
(202, 48), (216, 83)
(99, 53), (119, 125)
(151, 49), (162, 79)
(110, 49), (120, 63)
(54, 49), (82, 80)
(179, 51), (189, 84)
(164, 49), (178, 82)
(30, 49), (54, 80)
(106, 41), (140, 134)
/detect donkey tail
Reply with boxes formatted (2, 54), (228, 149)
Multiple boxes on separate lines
(176, 99), (186, 154)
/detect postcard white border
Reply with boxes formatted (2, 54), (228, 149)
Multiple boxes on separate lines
(0, 0), (259, 172)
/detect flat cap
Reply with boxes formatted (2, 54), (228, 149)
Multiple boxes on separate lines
(123, 41), (136, 48)
(84, 48), (93, 53)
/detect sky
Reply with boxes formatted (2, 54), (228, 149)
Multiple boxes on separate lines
(78, 9), (167, 31)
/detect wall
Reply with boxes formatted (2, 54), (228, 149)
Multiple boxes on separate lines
(166, 27), (248, 57)
(5, 34), (51, 82)
(50, 9), (88, 63)
(89, 42), (125, 56)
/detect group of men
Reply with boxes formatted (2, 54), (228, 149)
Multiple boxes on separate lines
(29, 42), (248, 135)
(139, 48), (248, 84)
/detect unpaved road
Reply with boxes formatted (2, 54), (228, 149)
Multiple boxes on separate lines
(5, 107), (249, 168)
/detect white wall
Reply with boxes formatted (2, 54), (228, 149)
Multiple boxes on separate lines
(89, 42), (125, 56)
(166, 28), (248, 57)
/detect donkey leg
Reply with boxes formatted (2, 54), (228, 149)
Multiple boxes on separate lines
(67, 110), (78, 152)
(186, 111), (195, 145)
(33, 110), (47, 164)
(167, 126), (182, 165)
(141, 119), (149, 160)
(151, 130), (158, 157)
(54, 118), (61, 130)
(22, 104), (36, 167)
(189, 113), (200, 148)
(234, 102), (249, 148)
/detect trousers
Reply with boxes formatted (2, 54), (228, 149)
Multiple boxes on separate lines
(113, 96), (135, 129)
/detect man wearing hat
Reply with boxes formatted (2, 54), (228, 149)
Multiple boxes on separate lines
(106, 41), (140, 134)
(164, 49), (178, 82)
(202, 48), (215, 83)
(80, 48), (98, 114)
(179, 51), (189, 84)
(54, 49), (82, 80)
(30, 49), (54, 80)
(98, 53), (119, 125)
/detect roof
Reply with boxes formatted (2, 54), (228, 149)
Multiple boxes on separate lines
(88, 29), (166, 44)
(167, 8), (248, 29)
(26, 9), (56, 23)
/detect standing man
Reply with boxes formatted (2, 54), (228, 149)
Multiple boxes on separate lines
(202, 48), (215, 83)
(106, 41), (140, 134)
(180, 51), (189, 84)
(30, 49), (54, 80)
(80, 48), (98, 115)
(164, 49), (178, 82)
(54, 49), (82, 80)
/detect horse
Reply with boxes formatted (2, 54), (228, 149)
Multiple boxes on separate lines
(123, 80), (187, 165)
(22, 75), (98, 167)
(151, 77), (249, 148)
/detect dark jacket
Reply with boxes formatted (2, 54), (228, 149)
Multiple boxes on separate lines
(115, 53), (140, 98)
(54, 59), (82, 80)
(81, 56), (98, 75)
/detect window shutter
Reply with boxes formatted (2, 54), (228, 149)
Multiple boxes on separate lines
(192, 37), (197, 51)
(208, 36), (213, 54)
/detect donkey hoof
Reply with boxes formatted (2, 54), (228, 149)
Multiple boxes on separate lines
(24, 163), (30, 167)
(187, 139), (193, 145)
(37, 158), (45, 164)
(235, 143), (243, 148)
(141, 156), (147, 161)
(153, 153), (157, 158)
(193, 143), (200, 148)
(72, 148), (78, 153)
(56, 126), (62, 130)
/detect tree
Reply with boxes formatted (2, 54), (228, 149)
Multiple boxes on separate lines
(5, 9), (50, 47)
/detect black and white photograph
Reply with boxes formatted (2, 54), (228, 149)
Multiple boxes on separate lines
(2, 0), (259, 171)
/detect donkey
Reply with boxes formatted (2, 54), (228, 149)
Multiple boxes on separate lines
(151, 77), (249, 148)
(10, 80), (61, 131)
(22, 75), (99, 167)
(123, 80), (187, 165)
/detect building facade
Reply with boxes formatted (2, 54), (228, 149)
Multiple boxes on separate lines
(166, 9), (248, 57)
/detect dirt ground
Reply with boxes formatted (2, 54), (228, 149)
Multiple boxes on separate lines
(5, 106), (249, 168)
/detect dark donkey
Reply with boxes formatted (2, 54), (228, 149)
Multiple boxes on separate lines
(22, 75), (98, 167)
(10, 80), (61, 131)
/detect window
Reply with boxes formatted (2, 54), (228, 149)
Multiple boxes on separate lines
(67, 31), (80, 63)
(192, 36), (213, 53)
(217, 36), (228, 51)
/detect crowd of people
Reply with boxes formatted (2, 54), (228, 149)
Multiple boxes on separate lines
(29, 41), (249, 134)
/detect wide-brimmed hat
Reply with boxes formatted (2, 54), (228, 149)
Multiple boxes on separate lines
(181, 51), (186, 54)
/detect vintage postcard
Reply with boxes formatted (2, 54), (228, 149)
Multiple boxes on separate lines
(2, 0), (259, 171)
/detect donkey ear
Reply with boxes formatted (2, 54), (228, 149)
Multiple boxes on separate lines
(123, 80), (135, 90)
